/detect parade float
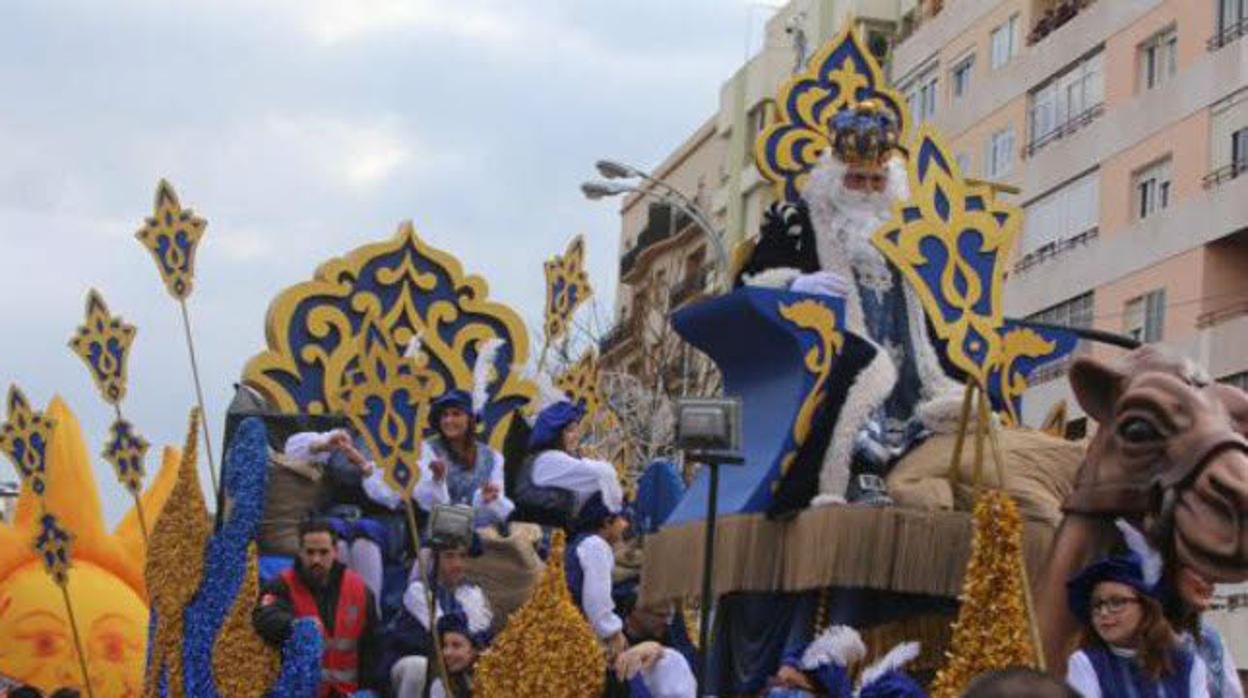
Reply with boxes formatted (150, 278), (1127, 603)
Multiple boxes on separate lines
(0, 23), (1246, 698)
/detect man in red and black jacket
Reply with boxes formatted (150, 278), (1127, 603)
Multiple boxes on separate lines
(253, 518), (383, 697)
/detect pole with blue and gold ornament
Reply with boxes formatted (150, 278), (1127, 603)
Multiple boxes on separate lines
(870, 126), (1045, 690)
(68, 288), (151, 542)
(0, 388), (96, 697)
(133, 179), (218, 496)
(539, 234), (593, 372)
(337, 311), (457, 696)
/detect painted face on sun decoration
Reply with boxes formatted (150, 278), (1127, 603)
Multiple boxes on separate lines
(0, 561), (148, 696)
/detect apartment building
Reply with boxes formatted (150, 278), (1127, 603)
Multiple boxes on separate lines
(603, 0), (904, 374)
(890, 0), (1248, 430)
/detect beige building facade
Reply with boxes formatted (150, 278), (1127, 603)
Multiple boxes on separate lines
(890, 0), (1248, 431)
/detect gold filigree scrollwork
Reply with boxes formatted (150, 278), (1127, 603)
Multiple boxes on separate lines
(544, 235), (593, 343)
(241, 222), (535, 450)
(756, 26), (911, 201)
(872, 127), (1021, 387)
(555, 350), (602, 419)
(995, 327), (1059, 426)
(774, 300), (844, 490)
(33, 513), (73, 586)
(68, 289), (137, 405)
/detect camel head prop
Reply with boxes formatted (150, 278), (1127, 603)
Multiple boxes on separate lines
(1037, 346), (1248, 671)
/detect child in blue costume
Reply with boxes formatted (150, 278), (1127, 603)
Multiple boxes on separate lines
(762, 624), (926, 698)
(1065, 521), (1208, 698)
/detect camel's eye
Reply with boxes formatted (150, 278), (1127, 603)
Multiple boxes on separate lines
(1118, 417), (1162, 444)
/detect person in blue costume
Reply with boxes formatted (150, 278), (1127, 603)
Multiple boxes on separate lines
(523, 399), (625, 517)
(613, 641), (697, 698)
(1164, 563), (1244, 698)
(427, 611), (482, 698)
(361, 388), (514, 528)
(1065, 521), (1208, 697)
(383, 537), (491, 698)
(565, 491), (631, 660)
(761, 624), (926, 698)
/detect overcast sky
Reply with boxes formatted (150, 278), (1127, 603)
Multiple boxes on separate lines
(0, 1), (776, 525)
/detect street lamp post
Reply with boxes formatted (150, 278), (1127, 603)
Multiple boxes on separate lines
(581, 160), (730, 290)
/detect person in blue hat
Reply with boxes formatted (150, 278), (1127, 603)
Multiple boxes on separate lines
(359, 388), (513, 528)
(762, 625), (925, 698)
(566, 490), (631, 660)
(527, 399), (624, 515)
(1065, 521), (1208, 698)
(427, 610), (483, 698)
(613, 641), (697, 697)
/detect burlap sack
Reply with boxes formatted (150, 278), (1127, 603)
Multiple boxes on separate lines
(257, 451), (326, 556)
(886, 427), (1084, 525)
(467, 523), (545, 631)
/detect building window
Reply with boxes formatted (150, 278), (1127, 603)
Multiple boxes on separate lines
(1021, 170), (1099, 258)
(1213, 0), (1247, 49)
(988, 127), (1015, 178)
(1028, 50), (1104, 153)
(1026, 292), (1094, 329)
(1222, 370), (1248, 391)
(906, 72), (939, 123)
(1133, 158), (1172, 220)
(1138, 25), (1178, 92)
(1123, 289), (1166, 343)
(991, 14), (1020, 69)
(745, 103), (768, 162)
(951, 54), (974, 98)
(1233, 127), (1248, 172)
(955, 151), (972, 174)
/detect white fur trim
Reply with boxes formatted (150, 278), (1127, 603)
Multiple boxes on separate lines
(817, 343), (896, 499)
(742, 266), (803, 289)
(858, 642), (920, 690)
(471, 338), (504, 414)
(1115, 518), (1163, 588)
(810, 493), (848, 507)
(800, 625), (867, 670)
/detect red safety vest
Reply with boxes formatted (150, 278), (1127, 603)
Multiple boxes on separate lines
(280, 567), (368, 698)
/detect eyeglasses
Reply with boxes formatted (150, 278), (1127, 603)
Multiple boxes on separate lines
(1091, 596), (1141, 616)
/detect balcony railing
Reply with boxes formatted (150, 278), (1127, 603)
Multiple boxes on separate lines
(1202, 161), (1248, 189)
(1012, 227), (1098, 274)
(1024, 102), (1105, 157)
(1196, 299), (1248, 329)
(1028, 0), (1095, 46)
(619, 208), (696, 281)
(1209, 16), (1248, 51)
(598, 316), (640, 356)
(671, 267), (711, 307)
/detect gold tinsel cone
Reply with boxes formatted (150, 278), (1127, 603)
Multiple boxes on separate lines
(930, 489), (1039, 697)
(144, 409), (211, 698)
(476, 529), (606, 698)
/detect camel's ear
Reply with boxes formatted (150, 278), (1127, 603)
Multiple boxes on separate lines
(1070, 357), (1125, 424)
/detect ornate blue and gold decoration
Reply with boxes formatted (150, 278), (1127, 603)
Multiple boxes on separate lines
(774, 299), (844, 493)
(33, 513), (73, 587)
(555, 349), (602, 420)
(135, 180), (206, 301)
(145, 413), (322, 697)
(988, 323), (1080, 426)
(544, 234), (593, 344)
(0, 386), (56, 497)
(68, 289), (137, 405)
(756, 26), (911, 202)
(103, 417), (150, 496)
(871, 127), (1021, 387)
(339, 310), (435, 501)
(241, 222), (534, 451)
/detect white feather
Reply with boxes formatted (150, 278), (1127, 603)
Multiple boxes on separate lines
(472, 338), (505, 414)
(800, 625), (867, 670)
(858, 642), (920, 690)
(532, 369), (569, 413)
(1116, 518), (1163, 588)
(404, 331), (425, 360)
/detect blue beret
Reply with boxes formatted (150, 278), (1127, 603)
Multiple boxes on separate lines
(527, 400), (585, 452)
(1066, 554), (1153, 623)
